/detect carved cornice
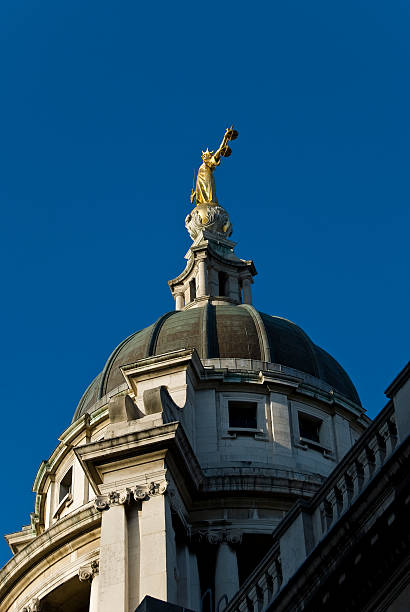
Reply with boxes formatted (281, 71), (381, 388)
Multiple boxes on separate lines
(94, 481), (168, 511)
(78, 559), (99, 582)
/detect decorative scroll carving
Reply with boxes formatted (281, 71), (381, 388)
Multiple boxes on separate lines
(226, 530), (243, 546)
(22, 598), (41, 612)
(94, 496), (110, 512)
(78, 559), (99, 583)
(149, 481), (168, 496)
(94, 481), (167, 512)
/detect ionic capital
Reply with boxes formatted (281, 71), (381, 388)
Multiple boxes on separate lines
(94, 480), (167, 511)
(78, 559), (99, 582)
(193, 528), (243, 547)
(22, 598), (41, 612)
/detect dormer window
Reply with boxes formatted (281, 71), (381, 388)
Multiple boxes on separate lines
(59, 467), (73, 504)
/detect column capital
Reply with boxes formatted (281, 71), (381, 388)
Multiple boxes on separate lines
(95, 480), (168, 511)
(193, 528), (243, 547)
(78, 559), (99, 582)
(22, 598), (41, 612)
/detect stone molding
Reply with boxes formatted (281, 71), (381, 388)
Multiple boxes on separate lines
(94, 480), (168, 511)
(22, 598), (41, 612)
(78, 559), (99, 582)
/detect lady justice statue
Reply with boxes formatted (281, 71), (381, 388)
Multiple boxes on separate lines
(190, 126), (238, 206)
(186, 126), (238, 240)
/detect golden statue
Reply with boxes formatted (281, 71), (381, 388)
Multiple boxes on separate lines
(190, 126), (238, 206)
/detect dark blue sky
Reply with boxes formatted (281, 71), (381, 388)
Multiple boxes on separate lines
(0, 1), (409, 566)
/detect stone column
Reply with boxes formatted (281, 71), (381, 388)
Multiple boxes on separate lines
(139, 486), (177, 604)
(175, 292), (185, 311)
(94, 481), (175, 611)
(45, 477), (55, 529)
(227, 276), (240, 303)
(95, 491), (130, 612)
(197, 260), (208, 297)
(78, 560), (99, 612)
(208, 266), (218, 296)
(175, 543), (201, 611)
(89, 573), (100, 612)
(242, 278), (252, 305)
(188, 548), (201, 611)
(213, 532), (240, 608)
(127, 504), (140, 612)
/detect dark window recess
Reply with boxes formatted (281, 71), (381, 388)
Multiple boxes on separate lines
(59, 467), (73, 503)
(229, 401), (258, 429)
(218, 271), (228, 296)
(189, 279), (197, 302)
(298, 413), (322, 443)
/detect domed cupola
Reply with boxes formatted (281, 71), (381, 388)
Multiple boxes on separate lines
(3, 126), (371, 612)
(74, 304), (360, 421)
(74, 145), (360, 421)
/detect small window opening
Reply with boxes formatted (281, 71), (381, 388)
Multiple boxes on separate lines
(298, 413), (322, 443)
(218, 271), (228, 296)
(189, 279), (196, 302)
(59, 467), (73, 504)
(229, 401), (257, 429)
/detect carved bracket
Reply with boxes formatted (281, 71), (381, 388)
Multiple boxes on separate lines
(95, 481), (167, 511)
(78, 559), (99, 582)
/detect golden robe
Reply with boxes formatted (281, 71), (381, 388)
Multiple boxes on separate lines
(195, 157), (220, 204)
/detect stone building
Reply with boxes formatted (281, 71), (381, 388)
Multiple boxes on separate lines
(0, 196), (409, 612)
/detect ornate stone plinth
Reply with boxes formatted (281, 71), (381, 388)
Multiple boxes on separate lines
(185, 203), (232, 240)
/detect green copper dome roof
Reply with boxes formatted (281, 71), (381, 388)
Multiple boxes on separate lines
(73, 304), (360, 421)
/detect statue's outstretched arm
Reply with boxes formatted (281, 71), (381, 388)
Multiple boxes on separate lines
(214, 128), (231, 162)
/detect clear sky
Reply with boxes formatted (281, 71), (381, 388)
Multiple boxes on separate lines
(0, 1), (409, 567)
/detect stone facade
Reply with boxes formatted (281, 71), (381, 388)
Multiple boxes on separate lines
(1, 204), (408, 612)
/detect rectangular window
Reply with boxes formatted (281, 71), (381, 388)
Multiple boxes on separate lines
(298, 412), (322, 443)
(218, 271), (228, 296)
(228, 401), (258, 430)
(59, 467), (73, 504)
(189, 279), (196, 302)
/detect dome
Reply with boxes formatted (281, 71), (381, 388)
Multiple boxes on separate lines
(73, 303), (360, 421)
